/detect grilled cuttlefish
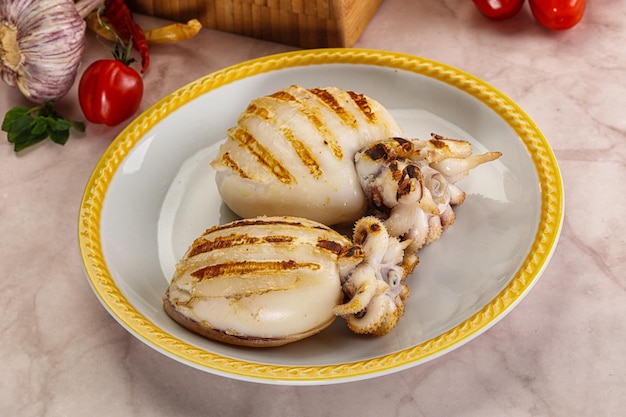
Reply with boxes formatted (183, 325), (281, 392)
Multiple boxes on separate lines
(163, 216), (411, 347)
(211, 85), (404, 226)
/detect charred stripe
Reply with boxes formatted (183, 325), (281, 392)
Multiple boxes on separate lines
(242, 98), (323, 179)
(229, 126), (295, 184)
(270, 88), (343, 160)
(309, 88), (357, 128)
(189, 234), (295, 257)
(218, 152), (250, 180)
(347, 90), (377, 124)
(191, 260), (321, 280)
(279, 127), (323, 179)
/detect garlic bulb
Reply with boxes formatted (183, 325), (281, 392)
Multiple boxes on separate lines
(0, 0), (104, 103)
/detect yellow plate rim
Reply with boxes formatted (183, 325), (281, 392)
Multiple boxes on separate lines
(78, 48), (564, 383)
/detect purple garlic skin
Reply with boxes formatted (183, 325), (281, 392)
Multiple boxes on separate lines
(0, 0), (103, 103)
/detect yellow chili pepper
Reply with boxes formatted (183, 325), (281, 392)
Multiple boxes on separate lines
(86, 12), (202, 44)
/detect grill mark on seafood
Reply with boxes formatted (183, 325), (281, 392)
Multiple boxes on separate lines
(297, 107), (343, 161)
(364, 137), (414, 162)
(269, 89), (297, 103)
(190, 260), (321, 281)
(188, 234), (295, 257)
(271, 87), (343, 160)
(342, 245), (365, 259)
(309, 87), (357, 128)
(217, 152), (250, 179)
(207, 217), (332, 233)
(364, 142), (390, 161)
(245, 103), (270, 120)
(189, 218), (352, 258)
(279, 127), (323, 178)
(397, 164), (421, 200)
(222, 286), (294, 300)
(230, 126), (295, 184)
(431, 137), (447, 149)
(241, 98), (323, 179)
(317, 239), (345, 256)
(347, 91), (376, 124)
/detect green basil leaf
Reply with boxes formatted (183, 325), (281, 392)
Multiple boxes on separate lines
(6, 115), (36, 143)
(48, 127), (70, 145)
(2, 106), (31, 132)
(31, 118), (49, 136)
(51, 118), (72, 132)
(3, 102), (84, 152)
(13, 134), (47, 152)
(69, 120), (86, 133)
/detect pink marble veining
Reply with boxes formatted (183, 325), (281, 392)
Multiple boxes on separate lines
(1, 1), (624, 415)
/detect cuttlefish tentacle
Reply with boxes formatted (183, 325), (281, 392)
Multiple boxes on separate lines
(332, 216), (412, 336)
(355, 134), (502, 255)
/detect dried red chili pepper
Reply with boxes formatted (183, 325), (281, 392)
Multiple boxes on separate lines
(104, 0), (150, 73)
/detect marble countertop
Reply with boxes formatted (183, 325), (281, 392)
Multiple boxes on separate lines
(1, 0), (624, 415)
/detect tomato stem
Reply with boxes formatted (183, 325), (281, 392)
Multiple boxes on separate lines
(103, 0), (150, 73)
(94, 7), (136, 67)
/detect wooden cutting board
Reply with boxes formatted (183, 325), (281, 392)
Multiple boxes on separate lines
(126, 0), (383, 48)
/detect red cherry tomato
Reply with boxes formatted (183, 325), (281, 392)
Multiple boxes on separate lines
(78, 60), (144, 127)
(472, 0), (525, 20)
(529, 0), (586, 30)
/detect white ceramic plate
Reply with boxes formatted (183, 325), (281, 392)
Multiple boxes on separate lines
(79, 49), (563, 385)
